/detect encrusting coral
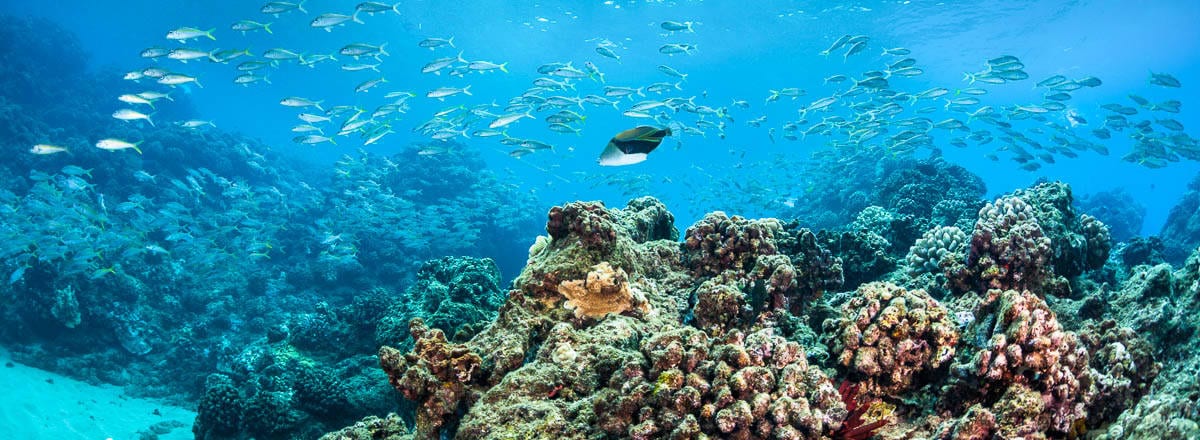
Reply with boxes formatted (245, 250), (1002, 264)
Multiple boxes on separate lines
(556, 261), (650, 319)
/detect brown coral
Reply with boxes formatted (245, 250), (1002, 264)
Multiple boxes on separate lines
(379, 319), (482, 437)
(556, 261), (647, 319)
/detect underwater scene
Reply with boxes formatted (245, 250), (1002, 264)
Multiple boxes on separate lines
(0, 0), (1199, 438)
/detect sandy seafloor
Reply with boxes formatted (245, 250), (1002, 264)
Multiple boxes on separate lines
(0, 347), (195, 439)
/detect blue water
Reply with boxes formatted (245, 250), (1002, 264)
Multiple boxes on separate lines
(4, 0), (1197, 233)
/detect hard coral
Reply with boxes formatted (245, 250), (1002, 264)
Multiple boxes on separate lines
(952, 289), (1092, 434)
(379, 319), (482, 437)
(951, 196), (1053, 293)
(556, 261), (648, 319)
(684, 211), (781, 277)
(826, 282), (960, 396)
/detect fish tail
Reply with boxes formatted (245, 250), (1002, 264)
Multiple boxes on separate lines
(328, 137), (337, 146)
(147, 113), (155, 127)
(462, 85), (472, 96)
(206, 28), (216, 40)
(352, 10), (364, 24)
(500, 63), (508, 73)
(379, 42), (389, 57)
(297, 0), (308, 14)
(133, 141), (144, 155)
(195, 78), (204, 88)
(392, 2), (401, 14)
(448, 36), (455, 48)
(263, 76), (272, 84)
(456, 50), (466, 63)
(263, 23), (273, 34)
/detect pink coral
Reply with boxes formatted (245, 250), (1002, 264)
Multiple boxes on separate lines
(827, 282), (960, 396)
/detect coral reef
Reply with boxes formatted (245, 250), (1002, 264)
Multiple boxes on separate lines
(825, 282), (959, 396)
(344, 198), (853, 440)
(951, 196), (1054, 293)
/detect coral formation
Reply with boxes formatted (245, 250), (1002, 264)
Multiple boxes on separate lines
(951, 196), (1054, 293)
(825, 282), (959, 396)
(556, 261), (649, 319)
(906, 225), (968, 277)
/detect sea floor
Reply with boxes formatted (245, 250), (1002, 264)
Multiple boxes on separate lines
(0, 347), (195, 440)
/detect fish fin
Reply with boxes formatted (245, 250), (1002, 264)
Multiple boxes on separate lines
(500, 63), (508, 73)
(297, 0), (308, 13)
(379, 42), (389, 57)
(147, 113), (155, 127)
(392, 2), (401, 14)
(263, 23), (273, 34)
(352, 10), (364, 24)
(133, 141), (144, 155)
(206, 28), (216, 40)
(448, 36), (455, 48)
(195, 79), (204, 88)
(462, 85), (472, 96)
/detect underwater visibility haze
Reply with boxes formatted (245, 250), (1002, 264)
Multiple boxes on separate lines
(1, 0), (1199, 439)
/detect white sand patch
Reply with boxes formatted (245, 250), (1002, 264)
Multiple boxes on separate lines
(0, 347), (195, 440)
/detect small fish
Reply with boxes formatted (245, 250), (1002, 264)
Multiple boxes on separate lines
(261, 1), (308, 16)
(340, 42), (389, 59)
(658, 43), (696, 55)
(1150, 72), (1181, 88)
(210, 48), (253, 63)
(140, 46), (170, 59)
(467, 60), (509, 73)
(819, 35), (851, 56)
(1044, 92), (1072, 101)
(657, 65), (687, 81)
(595, 45), (621, 62)
(166, 27), (215, 43)
(263, 48), (303, 60)
(30, 144), (69, 155)
(1036, 75), (1068, 88)
(1076, 76), (1102, 87)
(113, 109), (155, 126)
(311, 12), (363, 31)
(881, 47), (910, 56)
(231, 20), (273, 34)
(178, 120), (216, 129)
(342, 63), (381, 72)
(418, 37), (455, 49)
(233, 74), (271, 85)
(660, 21), (695, 32)
(356, 1), (401, 15)
(167, 48), (212, 62)
(489, 111), (533, 129)
(237, 60), (274, 71)
(158, 74), (203, 87)
(124, 71), (145, 81)
(281, 97), (324, 110)
(843, 41), (867, 60)
(293, 135), (336, 145)
(355, 77), (387, 93)
(95, 138), (143, 154)
(824, 74), (848, 84)
(298, 113), (331, 123)
(118, 94), (156, 108)
(426, 86), (472, 99)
